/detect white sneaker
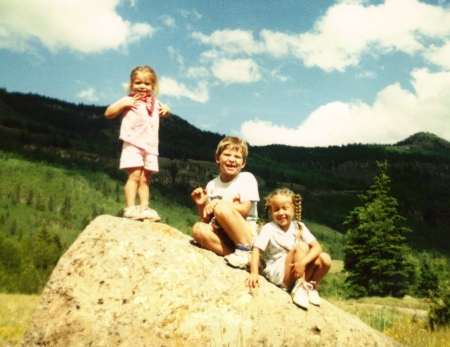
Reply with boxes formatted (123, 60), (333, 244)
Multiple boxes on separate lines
(123, 206), (144, 220)
(224, 244), (251, 269)
(140, 207), (161, 222)
(291, 280), (310, 309)
(308, 281), (321, 306)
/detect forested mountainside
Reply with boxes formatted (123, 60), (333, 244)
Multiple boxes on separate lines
(0, 89), (449, 253)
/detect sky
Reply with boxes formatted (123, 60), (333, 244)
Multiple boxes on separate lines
(1, 0), (450, 147)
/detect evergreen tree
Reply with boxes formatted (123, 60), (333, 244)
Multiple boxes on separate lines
(343, 161), (414, 298)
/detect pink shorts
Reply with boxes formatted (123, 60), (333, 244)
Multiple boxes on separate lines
(119, 142), (159, 172)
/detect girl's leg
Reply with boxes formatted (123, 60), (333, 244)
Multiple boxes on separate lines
(282, 242), (309, 289)
(137, 169), (151, 207)
(305, 252), (332, 284)
(125, 167), (144, 207)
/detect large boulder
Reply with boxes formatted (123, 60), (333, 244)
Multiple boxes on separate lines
(22, 215), (403, 347)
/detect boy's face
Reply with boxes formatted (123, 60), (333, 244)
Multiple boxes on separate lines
(215, 146), (246, 182)
(131, 72), (153, 98)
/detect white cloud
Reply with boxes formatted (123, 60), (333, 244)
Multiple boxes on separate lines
(179, 9), (202, 21)
(0, 0), (155, 54)
(159, 77), (209, 103)
(240, 68), (450, 147)
(160, 15), (176, 28)
(77, 88), (99, 102)
(212, 58), (261, 84)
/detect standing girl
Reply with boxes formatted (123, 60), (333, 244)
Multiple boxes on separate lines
(246, 188), (331, 309)
(105, 66), (170, 221)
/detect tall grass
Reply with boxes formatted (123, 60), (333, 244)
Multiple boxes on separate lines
(0, 294), (40, 347)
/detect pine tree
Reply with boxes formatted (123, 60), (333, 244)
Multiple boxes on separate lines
(343, 161), (414, 298)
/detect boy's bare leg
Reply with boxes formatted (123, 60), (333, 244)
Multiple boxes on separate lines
(125, 167), (143, 207)
(213, 202), (252, 246)
(192, 222), (234, 255)
(305, 252), (331, 284)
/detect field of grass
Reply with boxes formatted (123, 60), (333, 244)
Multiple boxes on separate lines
(0, 294), (40, 347)
(2, 293), (449, 347)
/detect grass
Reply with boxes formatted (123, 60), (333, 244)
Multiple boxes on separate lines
(0, 294), (40, 347)
(329, 296), (449, 347)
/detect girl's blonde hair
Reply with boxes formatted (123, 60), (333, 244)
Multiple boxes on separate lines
(129, 66), (159, 96)
(263, 188), (303, 242)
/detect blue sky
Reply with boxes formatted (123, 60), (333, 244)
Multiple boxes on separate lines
(1, 0), (450, 147)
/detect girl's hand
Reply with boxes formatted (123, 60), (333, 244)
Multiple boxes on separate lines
(245, 273), (260, 288)
(290, 261), (306, 279)
(159, 103), (170, 118)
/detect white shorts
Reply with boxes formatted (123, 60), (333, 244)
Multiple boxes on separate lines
(119, 142), (159, 172)
(263, 254), (287, 287)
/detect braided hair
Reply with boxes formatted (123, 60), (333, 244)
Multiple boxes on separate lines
(262, 188), (303, 242)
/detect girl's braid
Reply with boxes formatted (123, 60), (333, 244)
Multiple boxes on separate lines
(293, 193), (304, 242)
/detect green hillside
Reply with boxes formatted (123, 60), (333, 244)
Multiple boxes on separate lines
(0, 89), (449, 294)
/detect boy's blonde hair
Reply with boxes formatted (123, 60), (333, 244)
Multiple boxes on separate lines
(215, 136), (249, 162)
(129, 66), (159, 96)
(263, 188), (303, 242)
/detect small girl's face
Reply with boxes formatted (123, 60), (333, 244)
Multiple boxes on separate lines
(131, 72), (153, 97)
(270, 194), (294, 232)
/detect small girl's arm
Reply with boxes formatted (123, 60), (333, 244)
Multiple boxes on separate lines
(245, 247), (261, 288)
(105, 96), (136, 119)
(159, 103), (170, 118)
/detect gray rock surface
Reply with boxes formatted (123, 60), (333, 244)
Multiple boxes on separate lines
(22, 215), (403, 347)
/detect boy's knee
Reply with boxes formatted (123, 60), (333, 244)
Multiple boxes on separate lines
(192, 222), (204, 241)
(213, 201), (231, 218)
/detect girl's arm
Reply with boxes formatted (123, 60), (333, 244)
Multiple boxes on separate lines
(302, 240), (323, 266)
(159, 103), (170, 118)
(245, 247), (261, 288)
(105, 96), (136, 119)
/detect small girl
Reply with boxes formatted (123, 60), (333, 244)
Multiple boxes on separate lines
(246, 188), (331, 309)
(105, 66), (170, 221)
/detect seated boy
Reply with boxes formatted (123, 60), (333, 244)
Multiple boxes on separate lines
(191, 136), (260, 269)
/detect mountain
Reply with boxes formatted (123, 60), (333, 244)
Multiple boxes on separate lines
(0, 89), (449, 254)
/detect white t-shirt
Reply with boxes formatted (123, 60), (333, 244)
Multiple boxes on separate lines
(254, 221), (316, 266)
(206, 172), (259, 223)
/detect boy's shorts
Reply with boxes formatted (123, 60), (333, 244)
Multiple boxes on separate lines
(120, 142), (159, 172)
(263, 254), (287, 287)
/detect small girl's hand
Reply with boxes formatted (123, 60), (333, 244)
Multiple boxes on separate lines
(290, 261), (306, 279)
(245, 273), (260, 288)
(159, 103), (170, 118)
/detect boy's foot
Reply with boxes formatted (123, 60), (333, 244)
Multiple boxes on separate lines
(123, 206), (144, 220)
(224, 244), (251, 269)
(140, 207), (161, 222)
(291, 280), (310, 309)
(308, 281), (321, 306)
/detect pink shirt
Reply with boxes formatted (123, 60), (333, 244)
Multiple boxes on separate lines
(118, 95), (161, 155)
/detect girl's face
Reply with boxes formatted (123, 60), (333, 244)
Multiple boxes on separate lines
(131, 72), (153, 97)
(270, 194), (294, 232)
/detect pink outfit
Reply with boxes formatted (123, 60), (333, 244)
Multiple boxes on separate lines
(118, 95), (161, 155)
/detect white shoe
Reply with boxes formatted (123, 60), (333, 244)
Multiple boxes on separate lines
(224, 244), (251, 269)
(291, 280), (310, 309)
(308, 281), (321, 306)
(123, 206), (144, 220)
(140, 207), (161, 222)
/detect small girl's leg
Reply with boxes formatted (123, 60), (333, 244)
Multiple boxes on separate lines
(125, 167), (144, 207)
(305, 252), (332, 284)
(137, 169), (151, 207)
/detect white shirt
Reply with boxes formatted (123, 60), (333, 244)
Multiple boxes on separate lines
(254, 221), (316, 265)
(206, 171), (259, 223)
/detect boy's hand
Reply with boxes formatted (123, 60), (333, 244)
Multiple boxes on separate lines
(203, 199), (220, 218)
(159, 103), (170, 118)
(290, 261), (306, 279)
(191, 188), (208, 206)
(245, 273), (260, 288)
